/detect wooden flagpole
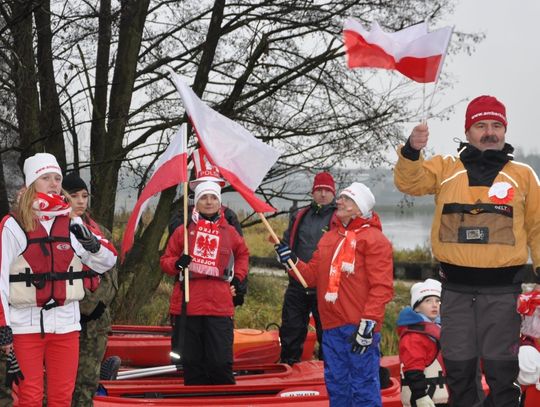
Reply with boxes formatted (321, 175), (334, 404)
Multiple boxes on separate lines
(425, 25), (454, 121)
(257, 212), (308, 288)
(182, 125), (190, 303)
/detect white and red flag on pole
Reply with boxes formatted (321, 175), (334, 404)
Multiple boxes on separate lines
(168, 71), (280, 213)
(120, 124), (188, 262)
(343, 18), (453, 83)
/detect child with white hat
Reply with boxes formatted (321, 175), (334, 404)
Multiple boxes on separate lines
(397, 278), (448, 407)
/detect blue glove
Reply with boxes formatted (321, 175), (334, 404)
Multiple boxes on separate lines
(274, 243), (297, 266)
(350, 319), (376, 354)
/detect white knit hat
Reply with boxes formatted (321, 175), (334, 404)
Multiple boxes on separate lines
(340, 182), (375, 217)
(410, 278), (442, 309)
(194, 181), (221, 206)
(23, 153), (62, 187)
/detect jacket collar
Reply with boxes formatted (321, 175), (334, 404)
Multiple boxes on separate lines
(458, 142), (514, 165)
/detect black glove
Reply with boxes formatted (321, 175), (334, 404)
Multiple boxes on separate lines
(70, 223), (101, 253)
(175, 254), (192, 271)
(231, 276), (247, 306)
(80, 301), (107, 324)
(349, 319), (376, 354)
(274, 243), (297, 266)
(5, 350), (24, 387)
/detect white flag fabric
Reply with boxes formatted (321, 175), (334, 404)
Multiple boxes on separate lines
(169, 71), (280, 213)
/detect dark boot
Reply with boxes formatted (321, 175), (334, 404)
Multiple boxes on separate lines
(100, 356), (121, 380)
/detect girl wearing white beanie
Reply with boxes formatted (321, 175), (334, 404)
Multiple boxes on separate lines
(0, 153), (117, 406)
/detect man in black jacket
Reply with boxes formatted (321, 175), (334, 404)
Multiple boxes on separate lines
(279, 172), (337, 365)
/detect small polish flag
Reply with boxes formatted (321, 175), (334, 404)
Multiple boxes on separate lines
(343, 18), (453, 83)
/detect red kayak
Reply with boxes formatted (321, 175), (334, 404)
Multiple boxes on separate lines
(100, 355), (400, 384)
(93, 360), (402, 406)
(105, 325), (316, 367)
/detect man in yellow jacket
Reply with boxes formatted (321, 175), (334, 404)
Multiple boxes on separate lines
(394, 95), (540, 407)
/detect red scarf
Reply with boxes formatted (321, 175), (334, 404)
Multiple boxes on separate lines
(189, 210), (223, 277)
(325, 217), (371, 303)
(32, 192), (71, 221)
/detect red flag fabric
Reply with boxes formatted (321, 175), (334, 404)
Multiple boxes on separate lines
(120, 125), (188, 261)
(343, 18), (453, 83)
(169, 72), (280, 213)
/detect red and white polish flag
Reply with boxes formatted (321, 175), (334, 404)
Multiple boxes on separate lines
(168, 71), (280, 213)
(343, 18), (453, 83)
(120, 125), (188, 261)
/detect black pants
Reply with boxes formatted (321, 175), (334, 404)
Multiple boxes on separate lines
(172, 315), (235, 385)
(440, 284), (521, 407)
(279, 283), (323, 364)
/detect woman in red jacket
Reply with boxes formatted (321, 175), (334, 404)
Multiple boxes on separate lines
(160, 181), (249, 385)
(275, 182), (394, 406)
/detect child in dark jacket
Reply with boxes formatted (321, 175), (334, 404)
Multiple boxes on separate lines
(397, 278), (447, 407)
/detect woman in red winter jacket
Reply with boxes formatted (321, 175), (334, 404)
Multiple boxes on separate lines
(160, 181), (249, 385)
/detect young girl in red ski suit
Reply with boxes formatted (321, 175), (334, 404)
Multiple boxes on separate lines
(0, 153), (117, 407)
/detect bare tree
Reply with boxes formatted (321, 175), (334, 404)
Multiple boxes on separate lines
(0, 0), (482, 319)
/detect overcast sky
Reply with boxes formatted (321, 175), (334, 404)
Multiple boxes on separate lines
(419, 0), (540, 156)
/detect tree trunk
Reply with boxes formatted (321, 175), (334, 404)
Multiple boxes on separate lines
(91, 0), (150, 230)
(33, 0), (66, 169)
(8, 0), (41, 168)
(112, 186), (176, 322)
(89, 0), (112, 178)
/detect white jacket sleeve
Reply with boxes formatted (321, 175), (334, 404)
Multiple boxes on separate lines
(518, 345), (540, 386)
(0, 219), (26, 326)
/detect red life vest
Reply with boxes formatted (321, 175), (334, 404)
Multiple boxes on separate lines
(8, 215), (97, 308)
(399, 322), (449, 406)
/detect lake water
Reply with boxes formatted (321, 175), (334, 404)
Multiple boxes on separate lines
(378, 210), (433, 250)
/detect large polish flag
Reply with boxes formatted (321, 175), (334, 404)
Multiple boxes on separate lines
(120, 125), (188, 261)
(169, 71), (280, 213)
(343, 18), (453, 83)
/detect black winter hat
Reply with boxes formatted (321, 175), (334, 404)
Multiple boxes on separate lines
(62, 172), (88, 193)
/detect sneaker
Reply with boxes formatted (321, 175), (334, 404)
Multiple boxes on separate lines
(100, 356), (121, 380)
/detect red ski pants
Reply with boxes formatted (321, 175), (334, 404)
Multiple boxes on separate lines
(13, 331), (79, 407)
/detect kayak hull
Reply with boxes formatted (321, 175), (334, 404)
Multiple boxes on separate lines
(94, 360), (402, 406)
(105, 325), (316, 367)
